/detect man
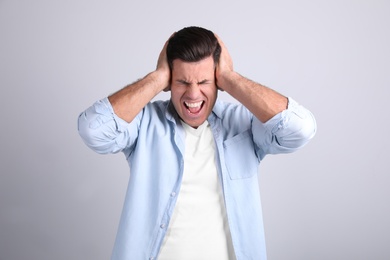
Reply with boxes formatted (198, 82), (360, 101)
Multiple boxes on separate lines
(78, 26), (316, 260)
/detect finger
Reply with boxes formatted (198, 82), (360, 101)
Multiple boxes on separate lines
(214, 34), (227, 50)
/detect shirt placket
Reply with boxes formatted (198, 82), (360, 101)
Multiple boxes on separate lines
(149, 122), (185, 260)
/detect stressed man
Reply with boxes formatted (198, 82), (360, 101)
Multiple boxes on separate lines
(78, 26), (316, 260)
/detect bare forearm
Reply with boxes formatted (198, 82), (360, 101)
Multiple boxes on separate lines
(218, 71), (288, 123)
(108, 71), (168, 123)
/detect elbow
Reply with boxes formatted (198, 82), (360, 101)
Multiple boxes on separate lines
(77, 112), (121, 154)
(77, 112), (103, 153)
(276, 110), (317, 150)
(294, 113), (317, 148)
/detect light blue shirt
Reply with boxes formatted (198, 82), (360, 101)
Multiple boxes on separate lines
(78, 97), (316, 260)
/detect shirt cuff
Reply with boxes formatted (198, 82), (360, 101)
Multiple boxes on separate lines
(100, 97), (131, 133)
(263, 97), (303, 134)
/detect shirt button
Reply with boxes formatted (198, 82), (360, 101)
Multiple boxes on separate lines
(160, 223), (166, 229)
(171, 192), (176, 197)
(149, 257), (154, 260)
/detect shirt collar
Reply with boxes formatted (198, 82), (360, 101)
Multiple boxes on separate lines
(210, 100), (224, 119)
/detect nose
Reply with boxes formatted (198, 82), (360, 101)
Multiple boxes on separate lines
(186, 84), (201, 99)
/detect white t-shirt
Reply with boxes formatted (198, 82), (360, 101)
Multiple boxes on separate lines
(158, 121), (236, 260)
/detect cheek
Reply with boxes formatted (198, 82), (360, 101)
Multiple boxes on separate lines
(171, 88), (183, 108)
(205, 86), (218, 99)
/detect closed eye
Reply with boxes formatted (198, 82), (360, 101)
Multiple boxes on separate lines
(176, 80), (191, 86)
(198, 80), (211, 85)
(175, 79), (212, 86)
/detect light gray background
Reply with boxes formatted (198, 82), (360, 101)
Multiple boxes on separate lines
(1, 0), (389, 259)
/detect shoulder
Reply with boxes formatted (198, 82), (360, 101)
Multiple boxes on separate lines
(213, 99), (252, 121)
(143, 100), (170, 116)
(147, 99), (170, 109)
(139, 99), (179, 126)
(212, 100), (253, 133)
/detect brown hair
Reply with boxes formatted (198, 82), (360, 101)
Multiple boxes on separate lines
(167, 26), (221, 69)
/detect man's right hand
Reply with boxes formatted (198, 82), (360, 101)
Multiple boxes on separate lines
(156, 35), (173, 92)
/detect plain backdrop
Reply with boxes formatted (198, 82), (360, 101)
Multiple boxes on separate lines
(1, 0), (389, 259)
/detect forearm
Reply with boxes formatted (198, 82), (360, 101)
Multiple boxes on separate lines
(218, 71), (288, 123)
(108, 70), (168, 123)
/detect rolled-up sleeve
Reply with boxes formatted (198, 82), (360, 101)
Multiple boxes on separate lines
(77, 97), (141, 154)
(253, 97), (317, 159)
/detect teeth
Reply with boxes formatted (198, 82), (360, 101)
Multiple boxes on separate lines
(185, 101), (203, 108)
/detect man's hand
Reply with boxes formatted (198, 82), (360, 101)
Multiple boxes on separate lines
(156, 35), (173, 92)
(215, 35), (235, 91)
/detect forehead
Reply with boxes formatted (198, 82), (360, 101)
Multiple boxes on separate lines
(172, 56), (215, 80)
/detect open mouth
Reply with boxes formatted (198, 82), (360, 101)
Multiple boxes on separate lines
(184, 101), (204, 114)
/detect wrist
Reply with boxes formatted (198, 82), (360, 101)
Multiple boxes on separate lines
(150, 69), (170, 92)
(216, 70), (239, 91)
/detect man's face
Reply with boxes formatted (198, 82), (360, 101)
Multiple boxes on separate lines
(170, 56), (217, 128)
